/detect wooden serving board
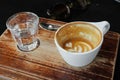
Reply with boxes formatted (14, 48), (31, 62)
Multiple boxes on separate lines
(0, 18), (119, 80)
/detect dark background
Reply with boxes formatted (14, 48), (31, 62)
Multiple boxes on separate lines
(0, 0), (120, 80)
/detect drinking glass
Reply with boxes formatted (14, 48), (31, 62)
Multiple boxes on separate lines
(6, 12), (40, 52)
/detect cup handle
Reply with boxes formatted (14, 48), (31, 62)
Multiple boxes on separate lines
(91, 21), (110, 36)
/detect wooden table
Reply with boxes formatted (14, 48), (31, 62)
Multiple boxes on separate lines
(0, 18), (119, 80)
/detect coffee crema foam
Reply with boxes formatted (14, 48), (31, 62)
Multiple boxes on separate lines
(63, 38), (94, 53)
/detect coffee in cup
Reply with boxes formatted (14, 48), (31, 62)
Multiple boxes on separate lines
(57, 22), (102, 53)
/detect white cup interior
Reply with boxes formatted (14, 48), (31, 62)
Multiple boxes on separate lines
(55, 22), (102, 53)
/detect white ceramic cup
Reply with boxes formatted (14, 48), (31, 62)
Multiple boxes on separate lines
(54, 21), (110, 67)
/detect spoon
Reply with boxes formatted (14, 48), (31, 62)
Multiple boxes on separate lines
(40, 23), (60, 31)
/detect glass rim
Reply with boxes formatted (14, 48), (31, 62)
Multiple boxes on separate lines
(6, 12), (39, 29)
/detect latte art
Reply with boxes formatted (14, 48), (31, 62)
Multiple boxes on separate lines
(63, 38), (94, 53)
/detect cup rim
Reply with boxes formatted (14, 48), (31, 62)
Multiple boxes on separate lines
(54, 21), (103, 55)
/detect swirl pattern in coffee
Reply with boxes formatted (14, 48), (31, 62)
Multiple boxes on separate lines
(63, 38), (94, 53)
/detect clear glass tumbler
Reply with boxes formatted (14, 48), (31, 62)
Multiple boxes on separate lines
(6, 12), (40, 52)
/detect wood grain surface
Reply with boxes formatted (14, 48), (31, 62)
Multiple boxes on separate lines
(0, 18), (119, 80)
